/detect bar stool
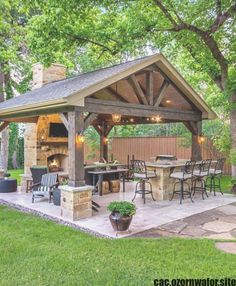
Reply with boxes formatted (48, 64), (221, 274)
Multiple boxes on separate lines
(192, 159), (212, 200)
(131, 160), (156, 204)
(206, 158), (225, 195)
(170, 160), (195, 204)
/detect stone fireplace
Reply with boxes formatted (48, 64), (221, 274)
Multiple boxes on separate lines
(21, 63), (68, 191)
(36, 114), (69, 171)
(47, 154), (68, 172)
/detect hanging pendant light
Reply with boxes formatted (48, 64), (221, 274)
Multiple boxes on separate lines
(112, 114), (121, 123)
(112, 82), (122, 123)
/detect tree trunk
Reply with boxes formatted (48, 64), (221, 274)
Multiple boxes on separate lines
(0, 65), (10, 171)
(230, 92), (236, 176)
(1, 128), (9, 172)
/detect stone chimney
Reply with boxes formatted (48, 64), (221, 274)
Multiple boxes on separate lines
(32, 63), (67, 89)
(22, 63), (67, 191)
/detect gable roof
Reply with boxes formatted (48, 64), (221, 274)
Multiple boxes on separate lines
(0, 53), (216, 120)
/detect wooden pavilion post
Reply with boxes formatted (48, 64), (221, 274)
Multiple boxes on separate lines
(184, 121), (202, 161)
(100, 121), (108, 162)
(93, 121), (113, 162)
(68, 107), (85, 187)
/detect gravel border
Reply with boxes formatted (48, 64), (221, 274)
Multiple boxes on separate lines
(0, 199), (112, 239)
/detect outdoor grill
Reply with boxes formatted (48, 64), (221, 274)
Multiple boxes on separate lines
(155, 155), (177, 161)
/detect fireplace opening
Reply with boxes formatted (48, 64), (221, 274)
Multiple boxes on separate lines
(47, 154), (68, 172)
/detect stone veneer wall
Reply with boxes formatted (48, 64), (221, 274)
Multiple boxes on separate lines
(24, 123), (37, 174)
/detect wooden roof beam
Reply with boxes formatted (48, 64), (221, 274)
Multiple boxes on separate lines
(154, 63), (200, 111)
(146, 71), (154, 105)
(60, 113), (68, 130)
(4, 117), (39, 123)
(154, 80), (170, 107)
(84, 113), (97, 130)
(128, 74), (149, 105)
(0, 122), (9, 132)
(85, 98), (201, 122)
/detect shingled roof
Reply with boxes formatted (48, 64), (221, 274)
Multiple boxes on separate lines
(0, 56), (153, 110)
(0, 53), (216, 120)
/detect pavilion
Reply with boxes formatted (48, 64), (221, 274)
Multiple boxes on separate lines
(0, 53), (216, 220)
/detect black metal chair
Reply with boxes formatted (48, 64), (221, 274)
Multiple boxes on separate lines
(131, 160), (156, 204)
(192, 159), (212, 200)
(170, 160), (195, 204)
(206, 158), (225, 195)
(31, 173), (58, 203)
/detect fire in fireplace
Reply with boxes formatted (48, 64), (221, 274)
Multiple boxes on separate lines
(47, 154), (68, 172)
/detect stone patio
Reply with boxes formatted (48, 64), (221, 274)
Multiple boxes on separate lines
(132, 201), (236, 240)
(0, 182), (236, 239)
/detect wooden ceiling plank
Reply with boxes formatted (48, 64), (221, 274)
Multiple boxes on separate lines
(105, 87), (129, 103)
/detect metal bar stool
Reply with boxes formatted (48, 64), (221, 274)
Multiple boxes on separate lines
(205, 158), (225, 195)
(131, 160), (156, 204)
(170, 160), (195, 204)
(192, 159), (212, 200)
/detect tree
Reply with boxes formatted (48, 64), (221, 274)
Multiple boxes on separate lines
(21, 1), (235, 171)
(0, 1), (32, 171)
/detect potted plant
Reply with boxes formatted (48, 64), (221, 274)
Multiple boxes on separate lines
(107, 201), (136, 231)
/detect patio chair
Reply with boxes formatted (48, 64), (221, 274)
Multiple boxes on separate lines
(30, 165), (48, 188)
(192, 159), (212, 200)
(205, 158), (225, 196)
(170, 160), (195, 204)
(131, 160), (156, 204)
(31, 173), (58, 203)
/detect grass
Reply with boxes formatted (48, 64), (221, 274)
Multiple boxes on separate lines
(0, 206), (236, 285)
(220, 175), (232, 193)
(8, 169), (23, 185)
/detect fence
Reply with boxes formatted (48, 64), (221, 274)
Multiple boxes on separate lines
(110, 136), (231, 175)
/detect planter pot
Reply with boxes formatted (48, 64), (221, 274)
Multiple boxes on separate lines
(109, 212), (133, 231)
(53, 188), (61, 206)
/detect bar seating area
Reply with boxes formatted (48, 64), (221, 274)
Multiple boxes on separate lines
(131, 160), (156, 204)
(168, 158), (225, 204)
(24, 155), (226, 207)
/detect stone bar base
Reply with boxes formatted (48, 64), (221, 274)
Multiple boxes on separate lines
(59, 185), (94, 221)
(149, 166), (187, 200)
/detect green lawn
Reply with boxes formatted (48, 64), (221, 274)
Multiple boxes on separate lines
(8, 169), (23, 185)
(220, 175), (232, 193)
(0, 206), (236, 285)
